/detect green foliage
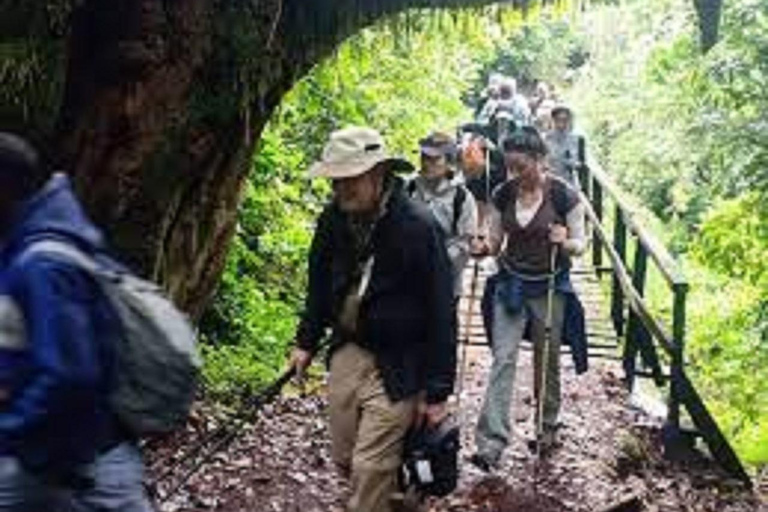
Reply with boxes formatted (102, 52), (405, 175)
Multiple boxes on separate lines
(198, 135), (316, 400)
(569, 0), (704, 232)
(571, 0), (768, 226)
(686, 262), (768, 467)
(0, 1), (74, 139)
(468, 9), (587, 100)
(687, 194), (768, 465)
(200, 238), (300, 399)
(270, 9), (504, 160)
(200, 8), (546, 400)
(568, 0), (768, 468)
(693, 193), (768, 287)
(691, 0), (768, 196)
(0, 38), (66, 139)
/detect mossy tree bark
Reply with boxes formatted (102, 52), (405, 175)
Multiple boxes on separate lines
(41, 0), (506, 318)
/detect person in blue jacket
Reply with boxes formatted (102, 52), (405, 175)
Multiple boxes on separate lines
(0, 133), (154, 511)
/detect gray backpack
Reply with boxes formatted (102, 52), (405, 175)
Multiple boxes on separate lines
(22, 240), (201, 436)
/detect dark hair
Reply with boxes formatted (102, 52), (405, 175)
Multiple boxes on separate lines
(0, 133), (49, 198)
(551, 106), (573, 120)
(501, 126), (548, 158)
(419, 131), (458, 164)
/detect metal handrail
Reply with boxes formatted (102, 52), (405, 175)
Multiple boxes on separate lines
(578, 157), (750, 486)
(579, 190), (676, 356)
(586, 157), (688, 288)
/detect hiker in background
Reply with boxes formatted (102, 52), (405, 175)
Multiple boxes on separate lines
(290, 127), (455, 512)
(545, 105), (583, 186)
(408, 131), (479, 306)
(530, 81), (556, 131)
(495, 77), (532, 127)
(533, 98), (557, 132)
(529, 81), (551, 118)
(470, 127), (588, 472)
(476, 73), (504, 123)
(458, 130), (506, 243)
(490, 110), (518, 148)
(0, 133), (154, 511)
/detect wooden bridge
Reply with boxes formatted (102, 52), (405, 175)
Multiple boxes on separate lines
(147, 153), (757, 510)
(457, 155), (752, 487)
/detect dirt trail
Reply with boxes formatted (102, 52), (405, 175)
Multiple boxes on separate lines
(148, 262), (767, 511)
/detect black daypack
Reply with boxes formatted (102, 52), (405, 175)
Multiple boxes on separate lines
(400, 416), (460, 498)
(407, 180), (467, 235)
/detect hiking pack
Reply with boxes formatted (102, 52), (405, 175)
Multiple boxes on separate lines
(20, 240), (201, 436)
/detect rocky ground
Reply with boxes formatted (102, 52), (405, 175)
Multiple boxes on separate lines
(146, 348), (766, 512)
(146, 262), (767, 511)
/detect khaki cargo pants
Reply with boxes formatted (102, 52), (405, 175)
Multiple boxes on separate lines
(329, 343), (417, 512)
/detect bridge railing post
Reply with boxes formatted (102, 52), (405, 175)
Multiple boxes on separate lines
(668, 283), (689, 430)
(591, 176), (604, 270)
(610, 204), (626, 336)
(578, 164), (590, 197)
(623, 238), (646, 389)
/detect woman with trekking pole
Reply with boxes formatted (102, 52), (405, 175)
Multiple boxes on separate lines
(468, 126), (588, 472)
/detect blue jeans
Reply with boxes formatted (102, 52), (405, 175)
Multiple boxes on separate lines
(0, 443), (154, 512)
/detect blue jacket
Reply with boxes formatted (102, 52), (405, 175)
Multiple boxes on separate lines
(0, 174), (122, 474)
(481, 269), (589, 374)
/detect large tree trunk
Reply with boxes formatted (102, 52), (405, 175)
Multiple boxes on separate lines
(693, 0), (723, 52)
(56, 0), (228, 318)
(51, 0), (501, 319)
(2, 0), (719, 318)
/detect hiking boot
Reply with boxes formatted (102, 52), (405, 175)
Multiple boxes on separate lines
(468, 452), (498, 473)
(527, 428), (559, 456)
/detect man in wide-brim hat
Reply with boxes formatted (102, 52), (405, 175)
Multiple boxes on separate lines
(292, 126), (456, 512)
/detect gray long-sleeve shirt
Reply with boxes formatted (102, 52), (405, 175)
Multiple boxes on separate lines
(545, 130), (581, 185)
(409, 175), (479, 297)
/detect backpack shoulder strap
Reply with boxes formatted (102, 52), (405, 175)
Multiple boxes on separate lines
(548, 177), (576, 220)
(451, 186), (467, 235)
(492, 179), (515, 213)
(17, 240), (100, 276)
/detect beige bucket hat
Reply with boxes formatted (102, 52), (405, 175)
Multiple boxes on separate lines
(308, 126), (413, 179)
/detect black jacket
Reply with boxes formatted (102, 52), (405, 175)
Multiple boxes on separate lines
(296, 179), (456, 404)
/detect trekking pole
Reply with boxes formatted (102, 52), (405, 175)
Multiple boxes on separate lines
(535, 244), (559, 454)
(149, 365), (297, 504)
(481, 140), (492, 240)
(484, 143), (491, 203)
(532, 244), (559, 500)
(456, 256), (481, 410)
